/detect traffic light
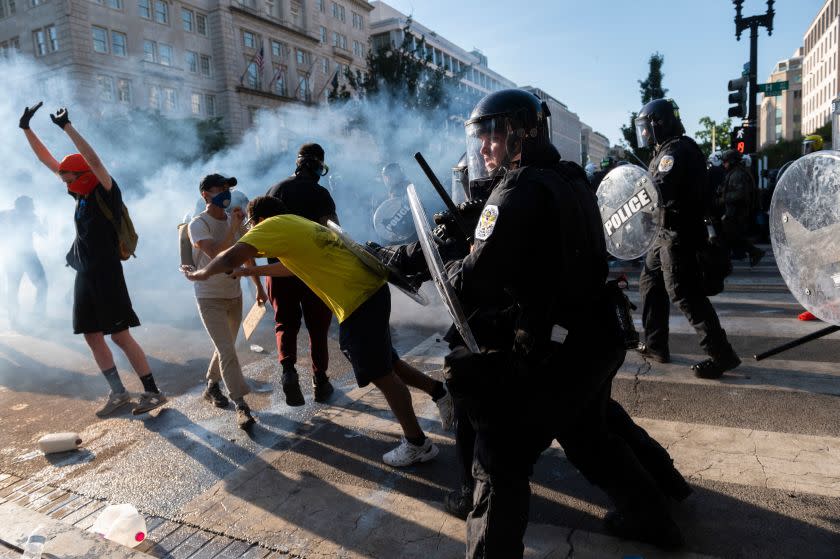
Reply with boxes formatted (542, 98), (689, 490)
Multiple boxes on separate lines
(730, 125), (756, 154)
(728, 77), (747, 118)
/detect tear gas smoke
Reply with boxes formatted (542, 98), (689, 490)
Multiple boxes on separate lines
(0, 56), (463, 344)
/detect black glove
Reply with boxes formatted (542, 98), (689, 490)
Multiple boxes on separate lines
(50, 107), (70, 129)
(19, 102), (43, 130)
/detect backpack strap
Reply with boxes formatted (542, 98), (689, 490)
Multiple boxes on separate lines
(94, 189), (118, 228)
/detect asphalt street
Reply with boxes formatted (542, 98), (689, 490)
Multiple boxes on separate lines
(0, 248), (838, 558)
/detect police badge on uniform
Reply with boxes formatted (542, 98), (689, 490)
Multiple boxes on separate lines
(658, 155), (675, 174)
(474, 205), (499, 241)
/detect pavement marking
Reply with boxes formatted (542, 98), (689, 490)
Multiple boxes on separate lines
(619, 352), (840, 396)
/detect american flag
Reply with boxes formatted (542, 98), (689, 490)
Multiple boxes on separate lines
(255, 47), (264, 73)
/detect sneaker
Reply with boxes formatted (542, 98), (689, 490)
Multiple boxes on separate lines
(132, 391), (168, 415)
(635, 343), (670, 364)
(383, 437), (439, 467)
(236, 404), (255, 430)
(313, 378), (335, 403)
(202, 382), (229, 408)
(444, 484), (474, 519)
(95, 391), (131, 418)
(282, 369), (305, 407)
(434, 390), (455, 431)
(691, 352), (741, 379)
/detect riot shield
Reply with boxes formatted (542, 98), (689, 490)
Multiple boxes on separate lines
(770, 151), (840, 325)
(407, 185), (480, 353)
(373, 197), (417, 244)
(596, 165), (662, 260)
(326, 221), (429, 306)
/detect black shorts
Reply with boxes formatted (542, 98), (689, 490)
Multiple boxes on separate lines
(338, 285), (399, 387)
(73, 261), (140, 335)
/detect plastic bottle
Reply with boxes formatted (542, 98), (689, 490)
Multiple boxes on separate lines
(37, 433), (82, 454)
(21, 525), (46, 558)
(91, 504), (147, 548)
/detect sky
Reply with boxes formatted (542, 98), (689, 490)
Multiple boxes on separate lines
(382, 0), (825, 145)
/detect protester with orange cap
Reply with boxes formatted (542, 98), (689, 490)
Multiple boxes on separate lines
(19, 102), (166, 417)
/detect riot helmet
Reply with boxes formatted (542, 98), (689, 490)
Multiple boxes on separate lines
(464, 89), (551, 191)
(381, 162), (408, 196)
(708, 151), (723, 167)
(600, 155), (617, 170)
(634, 98), (685, 148)
(721, 149), (742, 167)
(802, 134), (824, 155)
(295, 143), (329, 177)
(584, 162), (597, 179)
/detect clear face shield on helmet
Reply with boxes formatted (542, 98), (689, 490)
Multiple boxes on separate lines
(634, 116), (655, 148)
(465, 116), (519, 187)
(803, 140), (818, 156)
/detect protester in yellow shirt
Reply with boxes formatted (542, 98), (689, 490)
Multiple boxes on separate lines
(185, 195), (454, 467)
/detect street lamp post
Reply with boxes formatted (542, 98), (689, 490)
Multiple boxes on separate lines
(733, 0), (774, 174)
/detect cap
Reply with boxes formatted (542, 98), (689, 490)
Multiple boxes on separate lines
(199, 173), (237, 191)
(297, 143), (325, 161)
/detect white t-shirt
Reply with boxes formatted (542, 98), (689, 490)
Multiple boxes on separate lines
(188, 211), (243, 299)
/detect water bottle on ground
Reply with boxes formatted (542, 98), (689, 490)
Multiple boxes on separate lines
(90, 504), (147, 548)
(21, 525), (46, 558)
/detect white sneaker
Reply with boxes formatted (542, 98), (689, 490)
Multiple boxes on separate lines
(383, 437), (439, 467)
(95, 391), (131, 418)
(434, 390), (455, 431)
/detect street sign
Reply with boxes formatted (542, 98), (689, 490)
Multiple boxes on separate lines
(758, 81), (789, 94)
(763, 90), (784, 97)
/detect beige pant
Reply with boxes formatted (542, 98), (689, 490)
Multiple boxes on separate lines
(196, 296), (250, 401)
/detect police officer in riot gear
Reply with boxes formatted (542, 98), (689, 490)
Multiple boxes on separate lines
(445, 89), (683, 556)
(719, 149), (764, 266)
(635, 99), (741, 379)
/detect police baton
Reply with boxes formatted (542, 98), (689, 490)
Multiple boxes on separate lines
(414, 152), (473, 243)
(753, 324), (840, 361)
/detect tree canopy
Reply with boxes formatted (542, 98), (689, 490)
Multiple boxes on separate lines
(621, 52), (668, 165)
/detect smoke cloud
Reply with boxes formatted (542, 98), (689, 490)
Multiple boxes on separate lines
(0, 55), (462, 340)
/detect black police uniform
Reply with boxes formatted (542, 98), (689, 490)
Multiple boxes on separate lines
(639, 135), (739, 365)
(719, 163), (763, 263)
(446, 148), (680, 557)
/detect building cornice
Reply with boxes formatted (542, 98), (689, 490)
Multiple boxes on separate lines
(347, 0), (375, 12)
(229, 6), (320, 45)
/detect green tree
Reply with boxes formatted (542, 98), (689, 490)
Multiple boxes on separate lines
(620, 52), (668, 165)
(695, 116), (732, 158)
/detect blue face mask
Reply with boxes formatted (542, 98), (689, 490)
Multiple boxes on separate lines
(210, 190), (231, 209)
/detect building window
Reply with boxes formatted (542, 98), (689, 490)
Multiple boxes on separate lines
(0, 0), (17, 18)
(186, 50), (198, 72)
(153, 0), (168, 23)
(332, 32), (346, 50)
(289, 0), (301, 26)
(331, 1), (344, 21)
(47, 25), (57, 51)
(138, 0), (150, 18)
(205, 94), (215, 116)
(247, 106), (258, 125)
(96, 0), (122, 9)
(297, 73), (310, 101)
(30, 0), (44, 6)
(242, 30), (256, 49)
(296, 48), (307, 65)
(0, 37), (20, 58)
(271, 39), (285, 58)
(158, 43), (172, 65)
(191, 92), (201, 115)
(200, 54), (212, 76)
(353, 40), (363, 57)
(96, 75), (114, 101)
(162, 87), (176, 111)
(117, 78), (131, 103)
(321, 57), (328, 74)
(316, 0), (323, 11)
(320, 26), (327, 44)
(143, 39), (156, 62)
(92, 26), (108, 53)
(196, 13), (207, 35)
(111, 31), (127, 56)
(272, 65), (286, 96)
(32, 27), (57, 56)
(149, 85), (161, 109)
(181, 8), (193, 32)
(352, 11), (363, 30)
(245, 60), (261, 89)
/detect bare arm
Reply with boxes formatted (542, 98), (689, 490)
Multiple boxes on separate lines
(232, 261), (294, 278)
(193, 208), (245, 259)
(247, 258), (268, 304)
(63, 123), (112, 191)
(186, 242), (258, 281)
(23, 129), (60, 174)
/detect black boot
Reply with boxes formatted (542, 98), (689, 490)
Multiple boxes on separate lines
(313, 375), (335, 403)
(635, 343), (670, 364)
(692, 350), (741, 379)
(281, 366), (305, 406)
